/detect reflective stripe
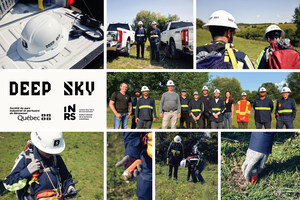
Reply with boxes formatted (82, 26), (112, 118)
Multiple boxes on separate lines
(212, 108), (221, 111)
(150, 35), (158, 38)
(171, 149), (180, 154)
(237, 61), (244, 69)
(139, 105), (153, 109)
(181, 105), (188, 108)
(278, 109), (293, 113)
(255, 107), (271, 110)
(137, 34), (145, 36)
(191, 109), (201, 112)
(255, 50), (265, 69)
(244, 55), (254, 69)
(3, 178), (27, 191)
(133, 106), (136, 109)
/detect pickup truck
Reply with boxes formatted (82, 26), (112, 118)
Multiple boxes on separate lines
(161, 21), (194, 58)
(107, 23), (135, 56)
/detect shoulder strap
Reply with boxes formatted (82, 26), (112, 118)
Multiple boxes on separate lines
(225, 43), (238, 69)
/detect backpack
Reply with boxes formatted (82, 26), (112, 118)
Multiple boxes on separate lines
(268, 40), (300, 69)
(196, 43), (238, 69)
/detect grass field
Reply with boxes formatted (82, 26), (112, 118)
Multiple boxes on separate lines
(107, 132), (138, 200)
(221, 132), (300, 200)
(107, 100), (300, 129)
(156, 163), (218, 200)
(107, 41), (193, 69)
(0, 132), (104, 200)
(196, 29), (300, 64)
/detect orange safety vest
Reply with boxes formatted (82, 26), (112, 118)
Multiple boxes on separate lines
(236, 100), (251, 122)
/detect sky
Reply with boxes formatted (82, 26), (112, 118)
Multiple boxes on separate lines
(107, 0), (194, 24)
(197, 0), (299, 24)
(209, 72), (290, 91)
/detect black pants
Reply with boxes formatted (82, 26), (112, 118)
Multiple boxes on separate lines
(169, 164), (179, 179)
(137, 120), (152, 129)
(150, 42), (160, 61)
(136, 40), (145, 58)
(191, 118), (203, 129)
(255, 122), (271, 129)
(131, 115), (137, 129)
(200, 112), (211, 129)
(276, 120), (293, 129)
(180, 111), (190, 129)
(189, 164), (205, 183)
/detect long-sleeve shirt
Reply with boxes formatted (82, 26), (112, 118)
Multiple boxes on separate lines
(275, 97), (296, 121)
(189, 99), (202, 117)
(199, 95), (212, 113)
(180, 96), (190, 112)
(253, 97), (274, 123)
(148, 27), (161, 43)
(159, 92), (181, 114)
(167, 141), (183, 165)
(249, 132), (274, 154)
(135, 96), (156, 120)
(209, 98), (225, 122)
(135, 27), (147, 42)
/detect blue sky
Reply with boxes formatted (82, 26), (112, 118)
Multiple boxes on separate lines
(197, 0), (299, 24)
(209, 72), (290, 91)
(107, 0), (193, 24)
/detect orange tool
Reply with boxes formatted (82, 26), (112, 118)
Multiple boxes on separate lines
(122, 159), (142, 181)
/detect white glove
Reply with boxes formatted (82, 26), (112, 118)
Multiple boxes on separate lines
(27, 159), (41, 174)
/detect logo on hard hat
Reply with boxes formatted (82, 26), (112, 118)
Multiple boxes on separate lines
(54, 140), (60, 147)
(22, 39), (28, 49)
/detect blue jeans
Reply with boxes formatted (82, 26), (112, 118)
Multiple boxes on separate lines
(114, 113), (129, 129)
(224, 112), (232, 129)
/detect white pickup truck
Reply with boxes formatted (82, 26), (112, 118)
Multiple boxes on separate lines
(107, 23), (135, 56)
(161, 21), (194, 58)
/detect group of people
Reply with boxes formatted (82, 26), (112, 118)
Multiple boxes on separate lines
(167, 135), (206, 183)
(134, 21), (161, 62)
(109, 81), (296, 129)
(196, 10), (300, 69)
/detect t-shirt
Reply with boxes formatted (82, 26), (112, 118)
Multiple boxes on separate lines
(199, 95), (212, 112)
(225, 99), (234, 113)
(110, 91), (131, 113)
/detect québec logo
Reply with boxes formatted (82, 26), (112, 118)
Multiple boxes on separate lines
(17, 114), (51, 121)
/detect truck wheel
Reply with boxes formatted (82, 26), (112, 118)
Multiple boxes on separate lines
(124, 40), (130, 57)
(170, 39), (178, 59)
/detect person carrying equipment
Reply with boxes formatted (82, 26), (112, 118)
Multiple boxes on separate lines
(189, 91), (203, 129)
(167, 135), (184, 180)
(209, 89), (225, 129)
(253, 87), (274, 129)
(255, 25), (300, 69)
(116, 132), (152, 200)
(242, 132), (274, 185)
(236, 92), (251, 129)
(148, 21), (161, 62)
(159, 80), (181, 129)
(275, 87), (296, 129)
(199, 86), (212, 129)
(196, 10), (254, 69)
(135, 21), (147, 59)
(3, 131), (78, 200)
(131, 88), (142, 129)
(135, 86), (157, 129)
(180, 153), (206, 184)
(179, 89), (191, 129)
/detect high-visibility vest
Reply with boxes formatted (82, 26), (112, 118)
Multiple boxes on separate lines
(236, 100), (251, 122)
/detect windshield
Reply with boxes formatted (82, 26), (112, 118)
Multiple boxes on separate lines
(169, 22), (193, 30)
(107, 24), (130, 31)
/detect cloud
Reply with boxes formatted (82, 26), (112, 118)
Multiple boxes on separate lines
(275, 81), (287, 88)
(256, 15), (260, 18)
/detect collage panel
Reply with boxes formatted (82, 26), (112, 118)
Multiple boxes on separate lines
(155, 132), (218, 200)
(221, 132), (299, 199)
(0, 0), (104, 69)
(106, 0), (194, 69)
(196, 0), (300, 69)
(0, 132), (104, 200)
(107, 132), (153, 200)
(107, 72), (299, 130)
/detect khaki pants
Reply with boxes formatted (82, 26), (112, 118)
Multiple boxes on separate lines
(162, 111), (178, 129)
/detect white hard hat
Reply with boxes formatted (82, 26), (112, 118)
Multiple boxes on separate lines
(193, 91), (199, 95)
(31, 131), (65, 154)
(202, 86), (208, 91)
(263, 25), (284, 40)
(259, 87), (267, 92)
(281, 87), (291, 93)
(17, 14), (68, 62)
(241, 92), (247, 96)
(141, 86), (150, 92)
(180, 159), (186, 168)
(152, 21), (157, 25)
(166, 80), (175, 86)
(203, 10), (239, 31)
(138, 21), (143, 25)
(214, 89), (220, 93)
(174, 135), (181, 143)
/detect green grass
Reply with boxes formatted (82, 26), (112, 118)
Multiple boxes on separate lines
(107, 132), (138, 200)
(107, 100), (300, 129)
(196, 29), (300, 64)
(155, 163), (218, 200)
(0, 132), (103, 200)
(221, 132), (300, 200)
(107, 41), (193, 69)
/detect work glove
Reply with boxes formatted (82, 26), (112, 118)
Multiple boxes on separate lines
(116, 155), (142, 178)
(242, 149), (268, 182)
(65, 186), (77, 199)
(27, 159), (41, 174)
(62, 174), (79, 199)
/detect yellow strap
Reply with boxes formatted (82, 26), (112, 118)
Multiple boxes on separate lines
(28, 177), (39, 186)
(147, 133), (153, 159)
(191, 109), (201, 112)
(139, 105), (153, 109)
(137, 34), (145, 36)
(38, 0), (44, 10)
(133, 106), (136, 109)
(255, 107), (271, 110)
(225, 43), (238, 69)
(181, 105), (188, 107)
(278, 109), (293, 113)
